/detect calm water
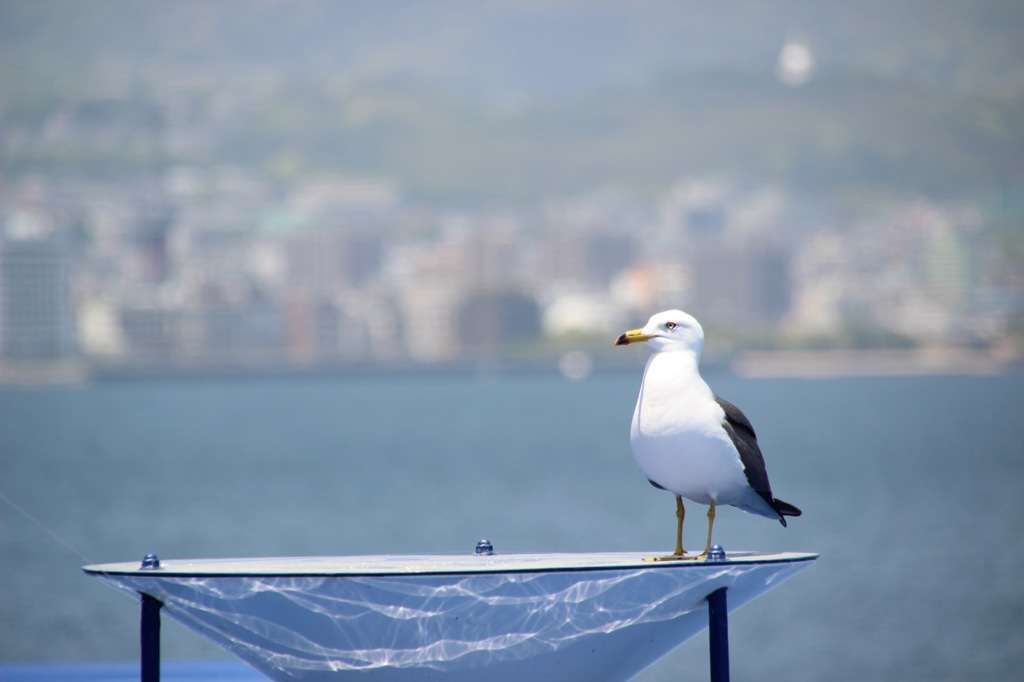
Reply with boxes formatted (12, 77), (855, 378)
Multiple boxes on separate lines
(2, 370), (1023, 681)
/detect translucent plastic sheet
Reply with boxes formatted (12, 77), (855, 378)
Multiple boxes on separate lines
(91, 556), (812, 681)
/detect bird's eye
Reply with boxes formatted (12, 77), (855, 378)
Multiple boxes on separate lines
(665, 322), (677, 330)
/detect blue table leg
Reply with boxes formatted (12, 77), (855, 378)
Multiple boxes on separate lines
(707, 587), (729, 682)
(141, 593), (162, 682)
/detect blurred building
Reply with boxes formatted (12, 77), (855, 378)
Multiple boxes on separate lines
(119, 305), (174, 362)
(288, 227), (384, 293)
(135, 202), (175, 285)
(456, 291), (542, 355)
(540, 231), (637, 290)
(656, 180), (794, 328)
(689, 242), (792, 327)
(0, 237), (77, 360)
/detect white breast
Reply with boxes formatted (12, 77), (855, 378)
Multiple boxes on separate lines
(629, 352), (750, 505)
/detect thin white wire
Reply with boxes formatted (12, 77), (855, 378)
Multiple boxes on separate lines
(0, 487), (95, 565)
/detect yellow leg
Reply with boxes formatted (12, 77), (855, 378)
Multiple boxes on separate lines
(698, 501), (716, 558)
(646, 495), (697, 562)
(674, 496), (686, 556)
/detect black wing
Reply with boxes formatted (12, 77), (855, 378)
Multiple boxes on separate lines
(715, 395), (801, 525)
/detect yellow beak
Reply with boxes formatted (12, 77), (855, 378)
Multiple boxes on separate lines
(614, 328), (653, 346)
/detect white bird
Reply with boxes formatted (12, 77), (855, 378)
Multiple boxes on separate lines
(615, 310), (800, 560)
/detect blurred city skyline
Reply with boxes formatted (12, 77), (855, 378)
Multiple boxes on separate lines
(1, 1), (1022, 381)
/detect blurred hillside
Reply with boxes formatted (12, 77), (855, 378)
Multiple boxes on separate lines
(2, 0), (1022, 201)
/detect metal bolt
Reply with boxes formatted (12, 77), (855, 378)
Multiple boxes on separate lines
(706, 545), (726, 562)
(475, 539), (495, 555)
(141, 553), (161, 569)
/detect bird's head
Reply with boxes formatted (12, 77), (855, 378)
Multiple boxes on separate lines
(614, 310), (705, 354)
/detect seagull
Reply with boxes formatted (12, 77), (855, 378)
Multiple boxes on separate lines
(615, 310), (800, 560)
